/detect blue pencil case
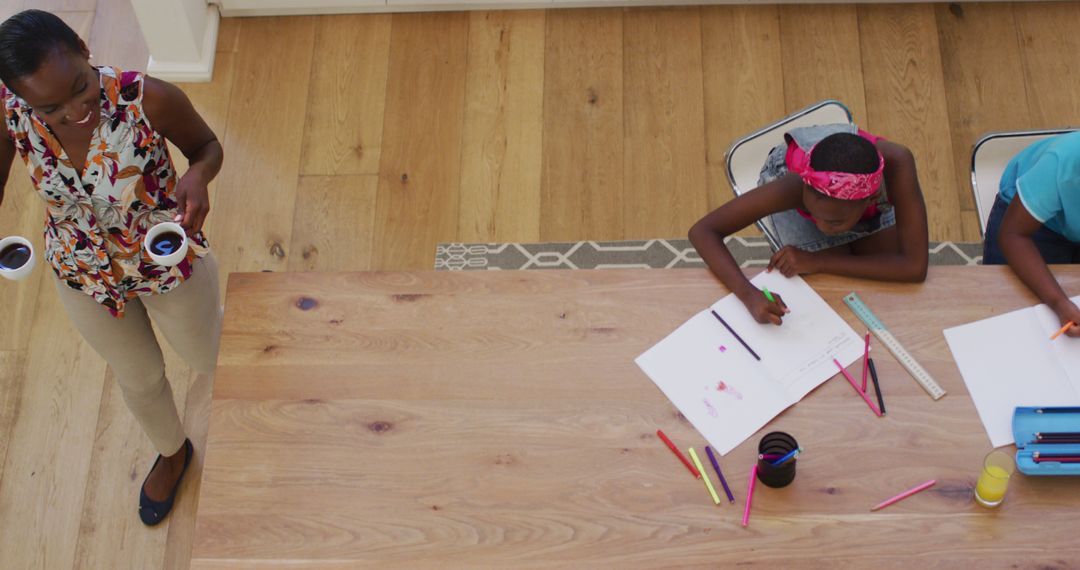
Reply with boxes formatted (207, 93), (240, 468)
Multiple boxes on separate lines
(1012, 407), (1080, 476)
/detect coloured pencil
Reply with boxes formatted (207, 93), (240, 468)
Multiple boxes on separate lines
(870, 479), (936, 511)
(758, 453), (783, 460)
(742, 465), (758, 527)
(770, 447), (802, 466)
(861, 332), (871, 392)
(762, 287), (776, 303)
(1036, 432), (1080, 439)
(656, 430), (699, 479)
(868, 358), (886, 415)
(706, 446), (735, 503)
(1050, 321), (1075, 340)
(688, 447), (721, 505)
(834, 359), (882, 417)
(1033, 452), (1080, 463)
(711, 310), (761, 361)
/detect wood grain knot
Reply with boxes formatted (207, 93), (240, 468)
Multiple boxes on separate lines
(302, 246), (317, 260)
(303, 398), (324, 405)
(368, 421), (393, 434)
(431, 505), (441, 511)
(586, 87), (598, 105)
(269, 242), (286, 258)
(392, 293), (427, 303)
(494, 453), (516, 466)
(947, 3), (963, 18)
(558, 312), (567, 319)
(263, 345), (277, 354)
(296, 297), (318, 311)
(329, 319), (343, 325)
(823, 486), (838, 495)
(400, 173), (409, 184)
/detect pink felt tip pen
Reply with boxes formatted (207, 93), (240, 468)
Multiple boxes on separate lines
(870, 479), (936, 511)
(742, 465), (758, 527)
(834, 359), (882, 417)
(861, 332), (871, 392)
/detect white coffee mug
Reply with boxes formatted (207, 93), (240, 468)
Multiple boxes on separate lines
(0, 236), (36, 281)
(0, 235), (35, 280)
(144, 222), (189, 267)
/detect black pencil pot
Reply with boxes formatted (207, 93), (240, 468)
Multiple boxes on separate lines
(757, 431), (798, 488)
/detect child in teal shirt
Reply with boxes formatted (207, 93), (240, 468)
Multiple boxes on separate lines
(983, 130), (1080, 337)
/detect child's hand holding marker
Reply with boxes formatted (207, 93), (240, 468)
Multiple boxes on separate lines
(739, 286), (790, 326)
(1049, 299), (1080, 339)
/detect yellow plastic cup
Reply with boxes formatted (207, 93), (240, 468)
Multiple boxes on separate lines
(974, 450), (1015, 507)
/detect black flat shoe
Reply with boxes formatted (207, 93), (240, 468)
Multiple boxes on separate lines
(138, 438), (193, 526)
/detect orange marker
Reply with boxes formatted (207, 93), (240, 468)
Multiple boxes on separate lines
(1050, 321), (1076, 341)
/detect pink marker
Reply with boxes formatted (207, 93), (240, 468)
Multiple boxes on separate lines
(861, 332), (871, 392)
(834, 359), (882, 417)
(870, 479), (936, 511)
(742, 465), (758, 527)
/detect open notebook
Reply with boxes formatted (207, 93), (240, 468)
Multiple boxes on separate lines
(944, 296), (1080, 447)
(636, 272), (864, 455)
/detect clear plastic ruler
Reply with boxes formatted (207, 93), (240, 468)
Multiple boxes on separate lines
(843, 292), (946, 400)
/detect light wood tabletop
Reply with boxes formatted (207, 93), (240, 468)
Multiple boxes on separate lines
(190, 267), (1080, 568)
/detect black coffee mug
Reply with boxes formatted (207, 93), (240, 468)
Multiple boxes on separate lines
(757, 431), (799, 488)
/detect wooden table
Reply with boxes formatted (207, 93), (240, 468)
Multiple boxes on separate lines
(190, 267), (1080, 568)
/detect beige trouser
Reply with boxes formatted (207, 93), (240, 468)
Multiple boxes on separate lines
(54, 253), (222, 456)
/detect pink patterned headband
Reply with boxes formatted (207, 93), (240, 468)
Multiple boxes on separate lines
(784, 130), (884, 200)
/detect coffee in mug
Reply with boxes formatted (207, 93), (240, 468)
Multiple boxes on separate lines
(150, 231), (184, 256)
(0, 243), (31, 270)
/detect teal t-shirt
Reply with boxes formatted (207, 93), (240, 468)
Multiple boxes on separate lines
(999, 131), (1080, 242)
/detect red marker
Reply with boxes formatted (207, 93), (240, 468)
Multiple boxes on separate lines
(656, 429), (700, 478)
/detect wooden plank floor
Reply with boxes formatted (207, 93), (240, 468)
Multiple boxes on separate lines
(1, 2), (1079, 567)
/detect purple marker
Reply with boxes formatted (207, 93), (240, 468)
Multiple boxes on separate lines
(705, 445), (735, 503)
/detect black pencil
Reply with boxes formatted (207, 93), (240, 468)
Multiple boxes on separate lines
(868, 358), (886, 415)
(710, 310), (761, 361)
(1036, 407), (1080, 414)
(1036, 432), (1080, 439)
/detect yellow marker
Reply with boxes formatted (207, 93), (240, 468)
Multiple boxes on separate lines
(688, 447), (721, 505)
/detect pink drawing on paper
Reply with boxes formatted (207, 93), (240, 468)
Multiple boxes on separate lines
(702, 398), (719, 417)
(716, 381), (743, 400)
(718, 345), (727, 353)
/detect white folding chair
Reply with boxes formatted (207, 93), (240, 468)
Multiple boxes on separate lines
(724, 100), (854, 250)
(970, 128), (1077, 237)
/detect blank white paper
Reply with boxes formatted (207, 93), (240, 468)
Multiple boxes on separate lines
(944, 296), (1080, 448)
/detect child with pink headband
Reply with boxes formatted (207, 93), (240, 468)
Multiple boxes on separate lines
(690, 124), (929, 325)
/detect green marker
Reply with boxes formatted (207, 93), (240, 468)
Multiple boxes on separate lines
(762, 286), (776, 303)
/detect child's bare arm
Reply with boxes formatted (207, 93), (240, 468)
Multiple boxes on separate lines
(689, 174), (801, 324)
(998, 198), (1080, 336)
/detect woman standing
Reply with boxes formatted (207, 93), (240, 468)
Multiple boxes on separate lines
(0, 10), (223, 525)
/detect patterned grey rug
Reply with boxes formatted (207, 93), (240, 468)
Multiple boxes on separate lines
(434, 237), (983, 271)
